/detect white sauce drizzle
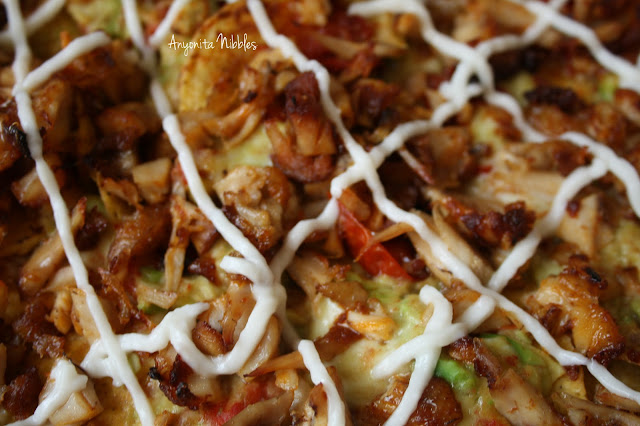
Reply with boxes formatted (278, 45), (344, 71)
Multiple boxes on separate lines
(121, 0), (152, 63)
(484, 93), (640, 217)
(560, 132), (640, 216)
(248, 0), (578, 423)
(160, 113), (272, 285)
(485, 91), (546, 142)
(522, 0), (640, 92)
(243, 3), (351, 421)
(3, 0), (154, 424)
(148, 0), (192, 47)
(247, 2), (500, 423)
(8, 359), (88, 426)
(298, 340), (346, 426)
(8, 0), (640, 424)
(159, 107), (280, 376)
(442, 0), (568, 103)
(150, 0), (640, 419)
(120, 0), (283, 379)
(83, 303), (206, 378)
(346, 0), (640, 420)
(488, 159), (608, 292)
(247, 3), (503, 423)
(379, 292), (495, 426)
(82, 295), (275, 377)
(270, 198), (339, 280)
(17, 32), (111, 94)
(0, 0), (66, 44)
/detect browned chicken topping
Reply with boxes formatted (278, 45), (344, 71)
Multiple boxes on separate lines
(2, 0), (640, 425)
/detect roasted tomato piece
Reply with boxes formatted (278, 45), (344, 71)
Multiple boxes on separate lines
(337, 202), (413, 281)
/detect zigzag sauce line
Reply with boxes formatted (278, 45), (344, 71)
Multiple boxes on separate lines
(8, 0), (640, 424)
(0, 0), (65, 43)
(348, 0), (640, 423)
(1, 1), (155, 425)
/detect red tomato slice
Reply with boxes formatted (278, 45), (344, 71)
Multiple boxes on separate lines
(337, 202), (413, 281)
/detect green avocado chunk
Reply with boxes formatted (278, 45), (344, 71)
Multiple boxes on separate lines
(435, 358), (477, 392)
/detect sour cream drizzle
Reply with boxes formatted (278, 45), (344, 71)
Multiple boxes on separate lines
(488, 159), (609, 292)
(245, 2), (354, 422)
(2, 0), (154, 424)
(247, 0), (572, 423)
(8, 0), (640, 424)
(0, 0), (65, 44)
(118, 0), (283, 378)
(347, 0), (640, 421)
(17, 32), (111, 94)
(377, 291), (495, 426)
(148, 0), (192, 47)
(298, 339), (347, 426)
(8, 359), (89, 426)
(146, 0), (640, 419)
(522, 0), (640, 92)
(247, 3), (505, 424)
(247, 2), (513, 424)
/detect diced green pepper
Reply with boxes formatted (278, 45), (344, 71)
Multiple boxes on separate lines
(140, 267), (163, 284)
(482, 333), (546, 367)
(506, 337), (546, 366)
(346, 270), (407, 306)
(597, 73), (618, 102)
(175, 276), (222, 306)
(435, 358), (477, 392)
(136, 300), (166, 315)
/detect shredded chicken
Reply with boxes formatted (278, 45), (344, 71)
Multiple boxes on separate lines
(19, 198), (86, 296)
(266, 72), (337, 183)
(532, 257), (625, 364)
(215, 165), (298, 252)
